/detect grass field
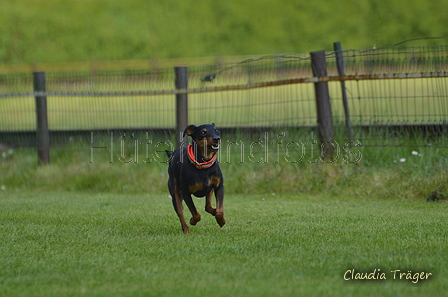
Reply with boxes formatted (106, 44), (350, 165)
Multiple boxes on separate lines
(1, 119), (446, 296)
(2, 0), (448, 65)
(1, 2), (447, 295)
(1, 191), (447, 296)
(1, 134), (447, 195)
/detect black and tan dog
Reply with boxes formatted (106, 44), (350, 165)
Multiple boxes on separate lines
(166, 123), (225, 233)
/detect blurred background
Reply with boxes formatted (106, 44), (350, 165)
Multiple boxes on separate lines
(1, 0), (448, 69)
(0, 0), (446, 200)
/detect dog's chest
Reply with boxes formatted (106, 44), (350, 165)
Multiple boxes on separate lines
(187, 174), (221, 197)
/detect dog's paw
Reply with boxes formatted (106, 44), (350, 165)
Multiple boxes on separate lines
(190, 214), (201, 226)
(215, 214), (226, 227)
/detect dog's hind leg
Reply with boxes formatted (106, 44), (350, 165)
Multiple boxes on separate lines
(170, 178), (190, 233)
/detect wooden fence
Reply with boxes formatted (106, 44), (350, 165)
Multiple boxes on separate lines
(0, 41), (447, 164)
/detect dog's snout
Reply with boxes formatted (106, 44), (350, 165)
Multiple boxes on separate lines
(213, 136), (220, 143)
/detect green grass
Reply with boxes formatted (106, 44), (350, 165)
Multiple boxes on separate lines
(1, 0), (448, 64)
(1, 134), (447, 197)
(0, 135), (446, 296)
(1, 192), (447, 296)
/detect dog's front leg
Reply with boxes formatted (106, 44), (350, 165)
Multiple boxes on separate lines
(205, 189), (217, 216)
(183, 191), (201, 226)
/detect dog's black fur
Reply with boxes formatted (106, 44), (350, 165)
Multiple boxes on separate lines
(166, 123), (225, 233)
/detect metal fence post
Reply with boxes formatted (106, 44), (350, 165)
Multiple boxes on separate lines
(175, 66), (188, 148)
(33, 71), (50, 165)
(333, 41), (352, 141)
(310, 51), (334, 160)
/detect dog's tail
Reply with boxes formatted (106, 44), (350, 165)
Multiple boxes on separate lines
(165, 150), (173, 160)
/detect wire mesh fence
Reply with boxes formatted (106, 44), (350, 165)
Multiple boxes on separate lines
(0, 43), (447, 151)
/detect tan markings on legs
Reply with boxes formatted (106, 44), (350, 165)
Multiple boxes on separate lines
(184, 185), (201, 226)
(215, 210), (226, 227)
(215, 186), (226, 227)
(187, 203), (201, 226)
(205, 176), (221, 215)
(205, 189), (216, 215)
(174, 179), (190, 234)
(187, 183), (204, 225)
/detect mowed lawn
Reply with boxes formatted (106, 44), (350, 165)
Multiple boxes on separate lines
(1, 191), (447, 297)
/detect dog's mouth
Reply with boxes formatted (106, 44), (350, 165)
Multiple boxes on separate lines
(210, 143), (220, 151)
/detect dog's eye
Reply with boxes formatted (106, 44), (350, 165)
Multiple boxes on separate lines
(200, 130), (207, 135)
(215, 129), (220, 134)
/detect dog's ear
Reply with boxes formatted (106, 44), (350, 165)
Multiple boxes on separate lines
(212, 123), (215, 126)
(183, 125), (196, 137)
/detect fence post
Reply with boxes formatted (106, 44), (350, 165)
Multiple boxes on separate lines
(310, 50), (334, 160)
(333, 41), (352, 141)
(33, 71), (50, 165)
(175, 66), (188, 148)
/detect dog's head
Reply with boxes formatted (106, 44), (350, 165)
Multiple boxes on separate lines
(184, 123), (221, 155)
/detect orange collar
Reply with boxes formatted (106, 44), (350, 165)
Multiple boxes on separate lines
(187, 144), (217, 169)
